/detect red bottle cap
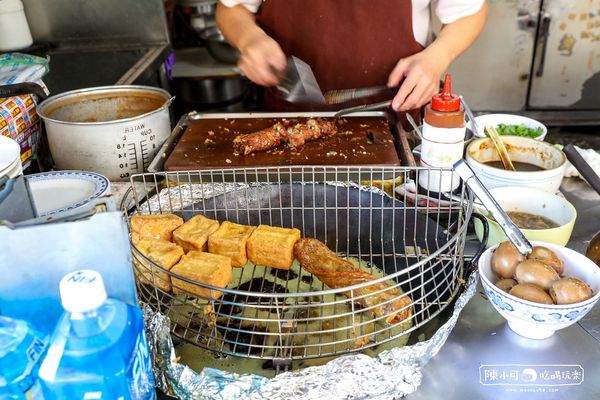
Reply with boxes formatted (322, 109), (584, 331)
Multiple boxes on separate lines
(431, 74), (461, 112)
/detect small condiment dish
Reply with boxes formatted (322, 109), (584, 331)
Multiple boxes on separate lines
(473, 113), (547, 141)
(474, 186), (576, 248)
(479, 241), (600, 340)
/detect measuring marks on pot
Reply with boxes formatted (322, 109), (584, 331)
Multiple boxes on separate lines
(116, 128), (159, 179)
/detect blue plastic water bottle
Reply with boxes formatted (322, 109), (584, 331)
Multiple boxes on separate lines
(0, 316), (48, 399)
(38, 270), (155, 400)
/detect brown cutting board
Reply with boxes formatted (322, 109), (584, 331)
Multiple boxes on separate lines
(164, 116), (400, 170)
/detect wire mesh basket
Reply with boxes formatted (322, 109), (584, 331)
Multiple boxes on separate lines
(125, 166), (474, 363)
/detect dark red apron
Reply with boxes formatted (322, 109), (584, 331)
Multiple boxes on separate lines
(257, 0), (425, 114)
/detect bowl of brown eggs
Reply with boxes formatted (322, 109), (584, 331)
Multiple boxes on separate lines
(479, 240), (600, 339)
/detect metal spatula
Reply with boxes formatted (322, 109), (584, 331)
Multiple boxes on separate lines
(275, 56), (326, 104)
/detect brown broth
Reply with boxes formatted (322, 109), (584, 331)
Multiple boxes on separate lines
(507, 211), (559, 229)
(485, 160), (544, 171)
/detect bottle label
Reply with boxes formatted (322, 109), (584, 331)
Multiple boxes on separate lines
(419, 122), (465, 192)
(126, 329), (155, 400)
(24, 381), (44, 400)
(422, 122), (465, 143)
(420, 122), (465, 167)
(14, 334), (48, 399)
(26, 337), (47, 364)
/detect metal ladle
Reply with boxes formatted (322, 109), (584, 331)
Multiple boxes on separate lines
(454, 159), (532, 256)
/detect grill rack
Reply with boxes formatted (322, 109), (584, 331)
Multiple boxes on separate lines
(125, 166), (474, 362)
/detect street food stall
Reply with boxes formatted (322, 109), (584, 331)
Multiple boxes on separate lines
(1, 1), (600, 399)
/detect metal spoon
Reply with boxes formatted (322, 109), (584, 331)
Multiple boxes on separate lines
(460, 96), (479, 136)
(405, 113), (423, 139)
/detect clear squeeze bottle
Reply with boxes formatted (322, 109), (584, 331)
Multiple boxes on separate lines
(418, 74), (465, 193)
(0, 316), (48, 399)
(39, 270), (155, 400)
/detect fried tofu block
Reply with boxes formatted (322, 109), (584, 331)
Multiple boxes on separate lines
(247, 225), (301, 270)
(171, 251), (232, 299)
(133, 237), (184, 292)
(208, 221), (255, 267)
(130, 213), (183, 242)
(173, 215), (220, 253)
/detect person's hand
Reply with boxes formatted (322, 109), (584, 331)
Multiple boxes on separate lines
(238, 31), (287, 87)
(387, 48), (449, 111)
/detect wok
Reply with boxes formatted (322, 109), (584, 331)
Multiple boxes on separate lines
(563, 144), (600, 266)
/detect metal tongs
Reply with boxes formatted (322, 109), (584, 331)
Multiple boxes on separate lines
(454, 159), (532, 256)
(334, 100), (393, 117)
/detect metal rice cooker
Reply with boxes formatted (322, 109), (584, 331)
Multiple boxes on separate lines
(37, 85), (174, 181)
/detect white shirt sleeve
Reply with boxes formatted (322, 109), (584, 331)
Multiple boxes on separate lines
(435, 0), (485, 24)
(218, 0), (262, 13)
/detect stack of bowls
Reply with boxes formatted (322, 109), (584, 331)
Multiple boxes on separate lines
(466, 113), (562, 191)
(0, 136), (23, 179)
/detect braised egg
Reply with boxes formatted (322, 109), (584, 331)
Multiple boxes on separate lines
(514, 259), (560, 291)
(509, 283), (554, 304)
(550, 278), (593, 305)
(496, 278), (518, 293)
(528, 246), (564, 275)
(491, 241), (525, 279)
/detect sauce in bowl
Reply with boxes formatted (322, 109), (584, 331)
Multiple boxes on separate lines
(507, 211), (559, 230)
(485, 161), (545, 172)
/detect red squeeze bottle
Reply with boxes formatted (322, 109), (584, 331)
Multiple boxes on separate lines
(424, 74), (465, 128)
(418, 74), (466, 193)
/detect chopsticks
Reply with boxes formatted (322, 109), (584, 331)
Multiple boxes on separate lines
(485, 125), (516, 171)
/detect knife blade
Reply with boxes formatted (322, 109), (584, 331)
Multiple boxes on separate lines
(275, 56), (326, 104)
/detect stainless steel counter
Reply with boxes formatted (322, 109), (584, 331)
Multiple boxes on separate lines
(407, 177), (600, 400)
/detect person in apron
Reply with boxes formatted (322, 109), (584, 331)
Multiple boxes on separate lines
(215, 0), (487, 114)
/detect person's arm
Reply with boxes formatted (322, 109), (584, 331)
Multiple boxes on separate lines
(216, 2), (286, 86)
(388, 0), (489, 111)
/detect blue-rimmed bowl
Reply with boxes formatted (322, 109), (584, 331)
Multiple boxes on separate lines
(479, 241), (600, 339)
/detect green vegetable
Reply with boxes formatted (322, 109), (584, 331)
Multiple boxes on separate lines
(494, 123), (543, 138)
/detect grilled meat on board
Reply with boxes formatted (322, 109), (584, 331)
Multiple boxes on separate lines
(233, 118), (338, 155)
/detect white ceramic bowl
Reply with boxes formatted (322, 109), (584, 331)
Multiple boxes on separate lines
(465, 136), (567, 192)
(479, 241), (600, 339)
(474, 186), (577, 248)
(473, 113), (547, 141)
(0, 136), (20, 172)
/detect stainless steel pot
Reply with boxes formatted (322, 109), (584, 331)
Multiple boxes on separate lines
(172, 75), (248, 106)
(199, 25), (239, 64)
(37, 85), (173, 181)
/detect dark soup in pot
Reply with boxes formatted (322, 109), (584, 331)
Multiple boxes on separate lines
(485, 161), (544, 171)
(507, 211), (559, 229)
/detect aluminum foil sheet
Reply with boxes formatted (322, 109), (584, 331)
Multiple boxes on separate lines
(143, 272), (479, 399)
(135, 180), (389, 215)
(136, 182), (248, 214)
